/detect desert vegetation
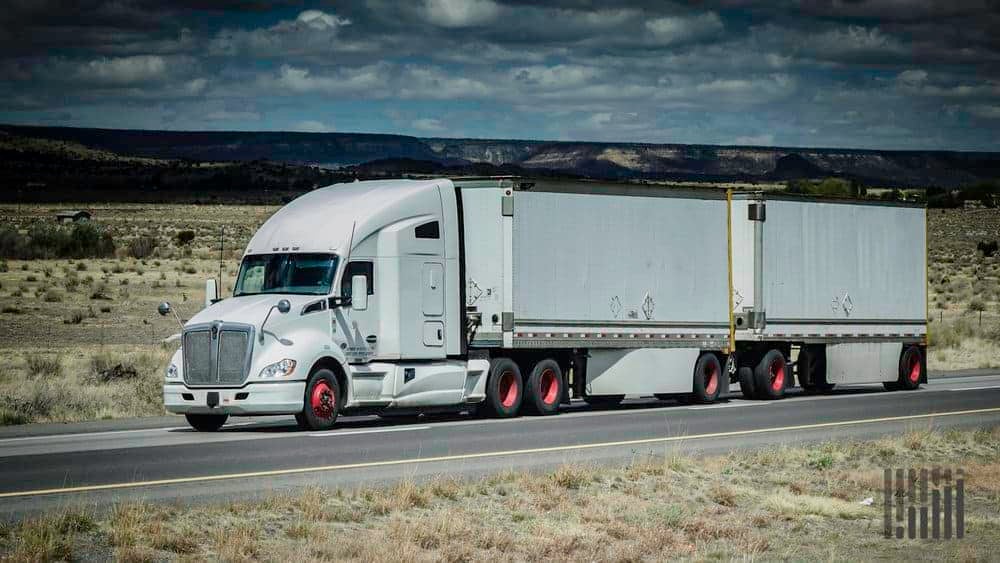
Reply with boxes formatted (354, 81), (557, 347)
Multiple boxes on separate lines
(2, 427), (998, 561)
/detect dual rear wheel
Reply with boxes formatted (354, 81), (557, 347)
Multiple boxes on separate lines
(484, 357), (565, 417)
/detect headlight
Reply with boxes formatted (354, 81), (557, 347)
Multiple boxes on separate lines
(259, 358), (297, 378)
(166, 363), (179, 378)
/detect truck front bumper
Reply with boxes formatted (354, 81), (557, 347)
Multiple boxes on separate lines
(164, 381), (306, 415)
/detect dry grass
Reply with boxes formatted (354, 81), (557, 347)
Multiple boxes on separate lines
(2, 427), (998, 561)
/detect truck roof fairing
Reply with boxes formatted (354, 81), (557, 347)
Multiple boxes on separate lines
(244, 178), (451, 256)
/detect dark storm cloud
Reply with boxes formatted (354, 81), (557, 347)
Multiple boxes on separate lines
(1, 0), (998, 149)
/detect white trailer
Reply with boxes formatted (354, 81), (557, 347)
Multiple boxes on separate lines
(160, 177), (927, 431)
(729, 192), (927, 399)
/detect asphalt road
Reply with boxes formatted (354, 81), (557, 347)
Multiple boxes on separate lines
(2, 373), (1000, 517)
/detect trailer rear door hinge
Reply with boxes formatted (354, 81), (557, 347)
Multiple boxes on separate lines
(748, 202), (766, 222)
(501, 196), (514, 217)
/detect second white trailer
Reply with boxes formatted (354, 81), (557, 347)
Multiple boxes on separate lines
(728, 192), (927, 399)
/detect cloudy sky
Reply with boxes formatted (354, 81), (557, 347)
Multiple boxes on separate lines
(2, 0), (999, 150)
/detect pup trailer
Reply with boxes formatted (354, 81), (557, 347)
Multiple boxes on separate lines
(161, 178), (927, 431)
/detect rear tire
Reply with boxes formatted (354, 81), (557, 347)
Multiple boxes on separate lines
(691, 353), (722, 404)
(887, 345), (923, 391)
(525, 359), (563, 415)
(738, 366), (756, 400)
(297, 369), (341, 431)
(185, 413), (228, 432)
(754, 349), (788, 400)
(485, 358), (523, 417)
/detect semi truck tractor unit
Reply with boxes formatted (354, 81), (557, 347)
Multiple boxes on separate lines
(161, 178), (927, 431)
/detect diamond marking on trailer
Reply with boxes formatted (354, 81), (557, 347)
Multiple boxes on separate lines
(642, 292), (655, 320)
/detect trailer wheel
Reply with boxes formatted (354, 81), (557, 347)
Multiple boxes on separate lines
(297, 368), (341, 431)
(185, 414), (228, 432)
(799, 346), (835, 394)
(582, 395), (624, 408)
(691, 353), (722, 404)
(738, 366), (756, 399)
(525, 359), (563, 415)
(485, 358), (523, 417)
(754, 349), (788, 399)
(886, 345), (923, 391)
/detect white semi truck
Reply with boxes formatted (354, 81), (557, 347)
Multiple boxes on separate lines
(161, 177), (927, 431)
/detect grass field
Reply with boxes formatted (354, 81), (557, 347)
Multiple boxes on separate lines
(2, 427), (998, 561)
(0, 203), (998, 424)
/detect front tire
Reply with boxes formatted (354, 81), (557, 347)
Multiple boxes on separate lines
(297, 369), (341, 431)
(185, 413), (228, 432)
(485, 358), (523, 417)
(525, 359), (563, 415)
(754, 349), (788, 399)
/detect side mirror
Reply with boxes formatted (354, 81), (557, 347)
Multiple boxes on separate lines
(205, 279), (219, 308)
(276, 299), (291, 314)
(158, 301), (183, 330)
(351, 275), (368, 311)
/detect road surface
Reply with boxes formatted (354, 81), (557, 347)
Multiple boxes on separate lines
(1, 373), (999, 517)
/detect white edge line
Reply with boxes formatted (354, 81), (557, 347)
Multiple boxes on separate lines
(948, 385), (1000, 391)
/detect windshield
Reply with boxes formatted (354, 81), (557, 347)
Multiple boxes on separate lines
(233, 253), (339, 297)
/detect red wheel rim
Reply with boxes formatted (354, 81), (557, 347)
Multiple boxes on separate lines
(704, 362), (719, 395)
(311, 381), (335, 419)
(769, 357), (785, 392)
(539, 368), (559, 405)
(499, 370), (518, 408)
(908, 354), (921, 383)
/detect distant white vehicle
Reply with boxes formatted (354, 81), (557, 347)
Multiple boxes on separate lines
(161, 178), (927, 431)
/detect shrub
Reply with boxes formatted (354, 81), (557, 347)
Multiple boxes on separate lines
(90, 282), (111, 300)
(43, 289), (63, 302)
(175, 230), (196, 246)
(90, 352), (139, 383)
(64, 311), (85, 325)
(977, 240), (998, 258)
(76, 262), (87, 271)
(63, 276), (80, 292)
(25, 353), (62, 377)
(128, 236), (157, 259)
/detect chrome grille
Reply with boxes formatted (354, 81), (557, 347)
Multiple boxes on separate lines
(218, 330), (250, 384)
(181, 322), (254, 386)
(183, 330), (213, 385)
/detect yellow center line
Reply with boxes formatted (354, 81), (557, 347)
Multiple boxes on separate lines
(3, 406), (1000, 499)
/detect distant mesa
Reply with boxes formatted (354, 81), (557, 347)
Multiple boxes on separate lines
(1, 124), (999, 194)
(768, 153), (827, 180)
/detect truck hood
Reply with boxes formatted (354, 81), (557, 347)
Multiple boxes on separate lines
(186, 294), (322, 328)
